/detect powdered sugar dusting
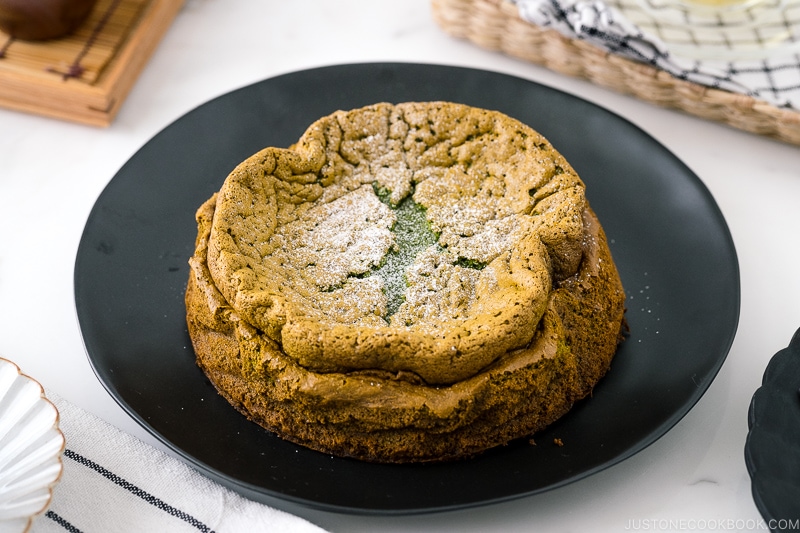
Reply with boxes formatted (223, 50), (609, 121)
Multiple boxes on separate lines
(271, 184), (395, 291)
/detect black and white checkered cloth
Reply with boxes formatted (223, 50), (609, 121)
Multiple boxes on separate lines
(513, 0), (800, 108)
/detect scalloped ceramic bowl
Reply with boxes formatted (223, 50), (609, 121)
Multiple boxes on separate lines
(0, 358), (65, 533)
(745, 328), (800, 525)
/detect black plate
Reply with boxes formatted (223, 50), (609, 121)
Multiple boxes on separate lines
(74, 63), (740, 514)
(746, 328), (800, 528)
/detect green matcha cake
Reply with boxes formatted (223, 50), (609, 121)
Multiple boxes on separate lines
(185, 101), (626, 463)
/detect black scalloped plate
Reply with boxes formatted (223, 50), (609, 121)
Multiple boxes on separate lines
(74, 63), (740, 514)
(746, 328), (800, 528)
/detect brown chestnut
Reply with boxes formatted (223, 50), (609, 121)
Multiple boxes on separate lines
(0, 0), (98, 41)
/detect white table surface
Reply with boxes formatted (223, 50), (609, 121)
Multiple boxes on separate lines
(2, 0), (799, 531)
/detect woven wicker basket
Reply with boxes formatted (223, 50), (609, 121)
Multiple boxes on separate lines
(431, 0), (800, 145)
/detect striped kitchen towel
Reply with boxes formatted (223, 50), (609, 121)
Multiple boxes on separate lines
(30, 394), (327, 533)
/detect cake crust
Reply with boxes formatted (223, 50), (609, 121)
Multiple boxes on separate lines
(186, 102), (626, 463)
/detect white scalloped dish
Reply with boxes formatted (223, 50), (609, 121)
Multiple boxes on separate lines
(0, 358), (65, 533)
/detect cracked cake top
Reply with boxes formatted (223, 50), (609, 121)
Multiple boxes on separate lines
(205, 102), (586, 385)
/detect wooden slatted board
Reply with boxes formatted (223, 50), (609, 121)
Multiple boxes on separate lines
(0, 0), (184, 126)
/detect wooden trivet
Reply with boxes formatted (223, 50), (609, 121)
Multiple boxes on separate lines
(0, 0), (184, 126)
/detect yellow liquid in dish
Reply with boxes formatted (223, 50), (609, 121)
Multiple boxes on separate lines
(683, 0), (761, 7)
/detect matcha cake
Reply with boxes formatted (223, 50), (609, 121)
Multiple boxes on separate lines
(185, 101), (626, 463)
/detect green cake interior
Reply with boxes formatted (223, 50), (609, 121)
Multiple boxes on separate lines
(364, 185), (485, 318)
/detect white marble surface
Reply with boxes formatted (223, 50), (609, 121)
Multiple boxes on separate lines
(1, 0), (799, 531)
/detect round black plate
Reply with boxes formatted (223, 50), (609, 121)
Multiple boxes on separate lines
(746, 328), (800, 528)
(74, 63), (740, 514)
